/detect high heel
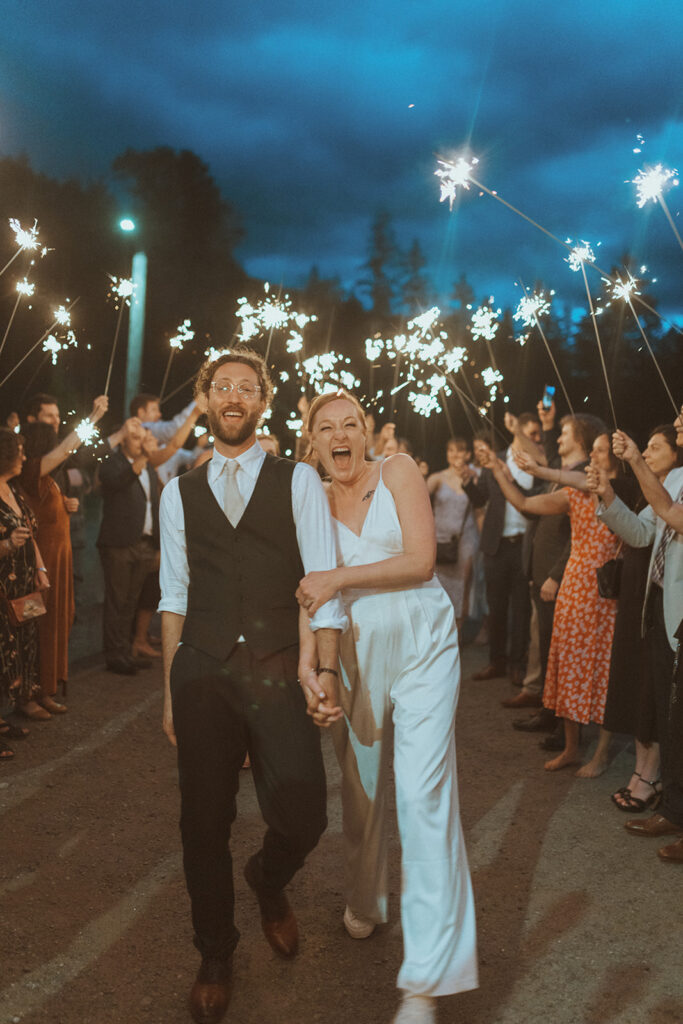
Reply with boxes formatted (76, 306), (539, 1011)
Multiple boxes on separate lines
(613, 774), (662, 813)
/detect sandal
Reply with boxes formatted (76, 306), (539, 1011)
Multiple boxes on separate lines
(0, 737), (15, 760)
(0, 721), (29, 740)
(613, 775), (662, 813)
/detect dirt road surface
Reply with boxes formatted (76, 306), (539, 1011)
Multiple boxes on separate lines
(1, 644), (681, 1024)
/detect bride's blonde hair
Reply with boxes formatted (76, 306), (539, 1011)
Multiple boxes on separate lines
(303, 390), (367, 464)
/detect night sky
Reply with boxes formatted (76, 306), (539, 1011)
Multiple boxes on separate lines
(2, 0), (682, 320)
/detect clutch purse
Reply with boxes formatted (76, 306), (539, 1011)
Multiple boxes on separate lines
(3, 590), (47, 627)
(596, 541), (624, 599)
(436, 534), (460, 565)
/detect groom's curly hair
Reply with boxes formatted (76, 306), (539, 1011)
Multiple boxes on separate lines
(193, 348), (274, 407)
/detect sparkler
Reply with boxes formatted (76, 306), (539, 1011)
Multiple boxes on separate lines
(434, 151), (674, 330)
(0, 297), (81, 390)
(0, 219), (42, 279)
(569, 246), (618, 429)
(434, 156), (479, 211)
(631, 163), (683, 254)
(41, 301), (78, 365)
(236, 283), (318, 364)
(605, 272), (679, 415)
(104, 276), (136, 397)
(515, 282), (574, 415)
(159, 319), (194, 402)
(0, 276), (37, 360)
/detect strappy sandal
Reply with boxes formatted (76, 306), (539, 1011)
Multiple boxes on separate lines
(0, 737), (15, 760)
(0, 721), (29, 740)
(613, 774), (662, 813)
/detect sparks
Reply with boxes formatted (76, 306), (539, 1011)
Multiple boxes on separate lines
(470, 301), (501, 342)
(481, 366), (504, 401)
(606, 273), (641, 303)
(170, 319), (194, 350)
(631, 164), (679, 208)
(16, 277), (35, 296)
(434, 156), (479, 211)
(513, 291), (552, 328)
(75, 418), (99, 445)
(566, 241), (596, 272)
(109, 275), (136, 307)
(9, 218), (40, 252)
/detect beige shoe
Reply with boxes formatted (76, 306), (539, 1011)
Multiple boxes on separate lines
(343, 905), (375, 939)
(392, 993), (436, 1023)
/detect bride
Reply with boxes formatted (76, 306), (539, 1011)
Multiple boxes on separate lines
(297, 391), (477, 1024)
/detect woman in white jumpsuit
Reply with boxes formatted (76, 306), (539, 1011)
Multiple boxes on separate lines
(297, 392), (478, 1024)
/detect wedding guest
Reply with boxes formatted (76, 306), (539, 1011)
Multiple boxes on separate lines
(19, 395), (109, 716)
(598, 425), (680, 812)
(427, 437), (479, 631)
(480, 415), (618, 776)
(463, 414), (543, 684)
(592, 419), (683, 863)
(0, 429), (49, 751)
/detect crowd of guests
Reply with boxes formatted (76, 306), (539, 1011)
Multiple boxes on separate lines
(2, 384), (682, 868)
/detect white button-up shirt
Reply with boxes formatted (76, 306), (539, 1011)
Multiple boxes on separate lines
(502, 446), (533, 537)
(159, 441), (347, 632)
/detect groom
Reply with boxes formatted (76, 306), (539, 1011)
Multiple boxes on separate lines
(159, 349), (345, 1024)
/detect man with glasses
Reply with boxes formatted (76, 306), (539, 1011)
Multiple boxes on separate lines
(159, 349), (345, 1024)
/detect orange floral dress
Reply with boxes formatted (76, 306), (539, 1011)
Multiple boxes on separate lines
(543, 488), (618, 725)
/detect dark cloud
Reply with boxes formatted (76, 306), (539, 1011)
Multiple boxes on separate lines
(1, 0), (681, 318)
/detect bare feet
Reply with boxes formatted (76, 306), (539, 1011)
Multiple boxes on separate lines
(544, 751), (580, 772)
(576, 757), (609, 779)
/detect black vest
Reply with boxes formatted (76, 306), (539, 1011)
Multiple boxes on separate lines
(178, 454), (303, 660)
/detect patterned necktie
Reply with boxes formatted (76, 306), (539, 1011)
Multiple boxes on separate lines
(223, 460), (244, 527)
(651, 482), (683, 585)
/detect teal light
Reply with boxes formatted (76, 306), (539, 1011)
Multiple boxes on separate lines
(119, 218), (136, 232)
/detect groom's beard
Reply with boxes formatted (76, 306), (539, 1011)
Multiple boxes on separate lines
(207, 404), (262, 447)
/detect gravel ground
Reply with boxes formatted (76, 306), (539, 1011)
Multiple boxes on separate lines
(1, 642), (681, 1024)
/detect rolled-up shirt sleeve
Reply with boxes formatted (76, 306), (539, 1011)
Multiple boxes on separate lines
(158, 478), (190, 616)
(292, 463), (348, 632)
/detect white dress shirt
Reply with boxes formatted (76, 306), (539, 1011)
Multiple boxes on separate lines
(502, 446), (533, 537)
(159, 440), (347, 632)
(126, 455), (154, 536)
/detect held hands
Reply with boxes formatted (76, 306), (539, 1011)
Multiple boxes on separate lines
(585, 463), (614, 504)
(63, 496), (79, 514)
(611, 430), (640, 463)
(298, 650), (343, 728)
(296, 569), (339, 616)
(540, 577), (559, 602)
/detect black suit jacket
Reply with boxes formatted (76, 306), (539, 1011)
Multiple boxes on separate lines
(465, 449), (539, 557)
(97, 448), (160, 548)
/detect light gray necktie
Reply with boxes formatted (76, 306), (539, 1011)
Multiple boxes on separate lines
(223, 460), (245, 527)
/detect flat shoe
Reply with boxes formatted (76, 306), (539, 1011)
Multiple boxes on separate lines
(343, 905), (375, 939)
(19, 702), (51, 721)
(0, 737), (15, 760)
(39, 696), (67, 714)
(657, 838), (683, 863)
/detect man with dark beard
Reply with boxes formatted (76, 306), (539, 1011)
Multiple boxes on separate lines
(159, 350), (345, 1024)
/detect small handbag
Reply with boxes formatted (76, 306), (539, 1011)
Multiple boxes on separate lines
(596, 541), (624, 599)
(0, 509), (47, 627)
(436, 534), (460, 565)
(2, 589), (47, 627)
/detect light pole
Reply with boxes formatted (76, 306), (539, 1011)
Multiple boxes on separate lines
(118, 218), (147, 416)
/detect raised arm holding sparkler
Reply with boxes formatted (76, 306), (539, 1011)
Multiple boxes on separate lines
(35, 395), (108, 477)
(611, 426), (683, 532)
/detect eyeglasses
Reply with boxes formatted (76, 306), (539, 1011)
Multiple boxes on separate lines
(209, 381), (262, 399)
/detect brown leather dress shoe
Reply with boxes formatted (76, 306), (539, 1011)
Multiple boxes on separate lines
(501, 690), (542, 709)
(624, 813), (683, 838)
(472, 661), (506, 681)
(189, 958), (232, 1024)
(244, 855), (299, 958)
(657, 837), (683, 862)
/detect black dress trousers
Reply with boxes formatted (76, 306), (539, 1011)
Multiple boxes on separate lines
(170, 640), (327, 959)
